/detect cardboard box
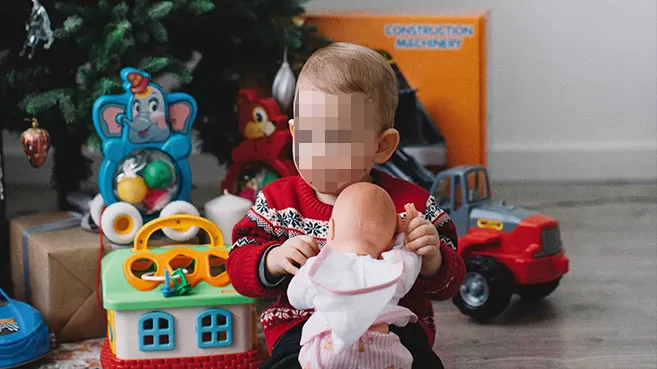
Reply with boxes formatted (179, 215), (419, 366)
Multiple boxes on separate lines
(8, 212), (201, 343)
(305, 10), (488, 168)
(9, 212), (111, 343)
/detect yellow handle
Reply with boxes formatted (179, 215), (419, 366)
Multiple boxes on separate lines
(132, 214), (225, 252)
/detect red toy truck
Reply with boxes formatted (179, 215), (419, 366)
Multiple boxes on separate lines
(433, 165), (569, 320)
(377, 155), (570, 321)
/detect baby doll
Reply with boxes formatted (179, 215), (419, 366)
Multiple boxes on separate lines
(287, 182), (422, 369)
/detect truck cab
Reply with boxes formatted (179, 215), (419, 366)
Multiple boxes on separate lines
(432, 166), (570, 321)
(433, 165), (492, 237)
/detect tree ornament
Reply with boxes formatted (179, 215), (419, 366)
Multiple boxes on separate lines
(20, 117), (50, 168)
(272, 47), (296, 113)
(20, 0), (54, 60)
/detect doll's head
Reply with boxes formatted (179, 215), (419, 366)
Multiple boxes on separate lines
(290, 42), (401, 195)
(327, 182), (398, 259)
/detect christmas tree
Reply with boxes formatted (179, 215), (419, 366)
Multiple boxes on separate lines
(0, 0), (330, 209)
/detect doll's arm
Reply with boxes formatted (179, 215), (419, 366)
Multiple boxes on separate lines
(287, 259), (317, 310)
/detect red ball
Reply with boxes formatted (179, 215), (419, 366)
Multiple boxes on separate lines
(143, 189), (170, 212)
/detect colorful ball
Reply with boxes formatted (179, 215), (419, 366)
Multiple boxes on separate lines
(143, 189), (171, 212)
(117, 176), (148, 204)
(143, 160), (174, 189)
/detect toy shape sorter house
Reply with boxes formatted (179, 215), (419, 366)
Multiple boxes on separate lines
(100, 214), (264, 369)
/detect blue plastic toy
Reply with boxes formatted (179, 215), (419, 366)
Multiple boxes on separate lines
(0, 289), (50, 369)
(88, 67), (201, 245)
(160, 270), (177, 298)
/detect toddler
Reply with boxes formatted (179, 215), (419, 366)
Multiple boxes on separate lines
(226, 42), (465, 369)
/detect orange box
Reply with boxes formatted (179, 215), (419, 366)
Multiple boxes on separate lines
(305, 10), (488, 168)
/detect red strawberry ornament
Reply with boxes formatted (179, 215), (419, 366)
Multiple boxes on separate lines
(20, 118), (51, 168)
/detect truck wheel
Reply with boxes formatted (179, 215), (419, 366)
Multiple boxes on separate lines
(453, 256), (514, 321)
(515, 277), (561, 301)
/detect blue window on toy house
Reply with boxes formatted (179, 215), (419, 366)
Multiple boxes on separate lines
(197, 308), (233, 348)
(138, 312), (175, 351)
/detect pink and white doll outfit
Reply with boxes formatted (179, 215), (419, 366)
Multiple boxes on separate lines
(287, 233), (422, 369)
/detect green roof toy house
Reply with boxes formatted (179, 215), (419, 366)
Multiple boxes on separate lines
(99, 215), (264, 369)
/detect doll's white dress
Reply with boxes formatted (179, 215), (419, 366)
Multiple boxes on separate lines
(287, 233), (422, 369)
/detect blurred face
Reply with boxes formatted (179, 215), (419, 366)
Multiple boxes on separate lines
(293, 82), (379, 194)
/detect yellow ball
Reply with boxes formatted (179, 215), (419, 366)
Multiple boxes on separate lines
(117, 176), (148, 204)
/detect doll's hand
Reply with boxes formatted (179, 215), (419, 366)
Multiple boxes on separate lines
(401, 203), (443, 277)
(266, 235), (319, 277)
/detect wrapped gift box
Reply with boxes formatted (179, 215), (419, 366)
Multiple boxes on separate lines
(9, 212), (200, 343)
(9, 212), (110, 343)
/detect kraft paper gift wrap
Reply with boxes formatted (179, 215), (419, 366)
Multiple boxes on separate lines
(9, 212), (111, 343)
(8, 212), (201, 343)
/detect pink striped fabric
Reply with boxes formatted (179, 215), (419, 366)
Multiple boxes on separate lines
(299, 330), (413, 369)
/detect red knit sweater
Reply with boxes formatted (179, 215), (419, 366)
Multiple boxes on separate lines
(226, 169), (465, 354)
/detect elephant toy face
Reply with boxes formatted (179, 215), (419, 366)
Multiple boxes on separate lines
(93, 68), (196, 145)
(127, 86), (169, 143)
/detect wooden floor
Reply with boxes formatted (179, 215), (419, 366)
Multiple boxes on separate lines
(431, 183), (657, 369)
(5, 182), (657, 369)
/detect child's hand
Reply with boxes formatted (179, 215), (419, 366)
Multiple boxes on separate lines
(399, 203), (443, 277)
(266, 236), (320, 277)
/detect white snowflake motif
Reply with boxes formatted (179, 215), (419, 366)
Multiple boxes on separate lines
(303, 220), (328, 238)
(271, 211), (285, 227)
(424, 196), (439, 221)
(254, 194), (271, 215)
(246, 210), (287, 237)
(281, 209), (303, 229)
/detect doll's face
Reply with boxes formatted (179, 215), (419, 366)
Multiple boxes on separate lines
(291, 81), (379, 195)
(328, 182), (397, 258)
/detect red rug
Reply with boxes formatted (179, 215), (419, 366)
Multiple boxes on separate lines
(25, 338), (104, 369)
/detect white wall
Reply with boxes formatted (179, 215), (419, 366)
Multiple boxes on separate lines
(3, 0), (656, 183)
(306, 0), (657, 181)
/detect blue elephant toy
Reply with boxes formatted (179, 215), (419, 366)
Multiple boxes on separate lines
(88, 68), (201, 245)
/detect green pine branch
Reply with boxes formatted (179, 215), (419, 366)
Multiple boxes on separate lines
(106, 20), (132, 51)
(148, 20), (168, 43)
(148, 2), (174, 19)
(190, 0), (215, 14)
(168, 60), (193, 84)
(20, 88), (77, 123)
(112, 2), (130, 20)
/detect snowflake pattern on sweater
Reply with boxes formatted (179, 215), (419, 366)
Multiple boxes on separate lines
(236, 191), (450, 250)
(226, 173), (466, 353)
